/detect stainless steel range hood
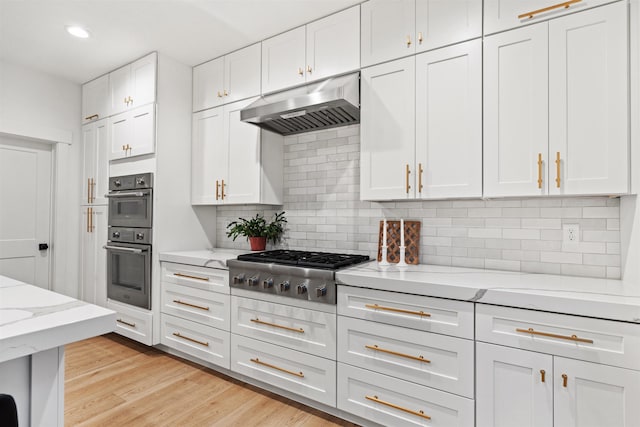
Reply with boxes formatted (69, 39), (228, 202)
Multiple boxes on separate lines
(240, 72), (360, 136)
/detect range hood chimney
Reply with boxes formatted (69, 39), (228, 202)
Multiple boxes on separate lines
(240, 72), (360, 136)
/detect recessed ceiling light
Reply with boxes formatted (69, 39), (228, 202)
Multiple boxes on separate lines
(66, 26), (90, 39)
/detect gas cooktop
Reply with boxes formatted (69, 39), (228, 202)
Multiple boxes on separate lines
(236, 250), (370, 270)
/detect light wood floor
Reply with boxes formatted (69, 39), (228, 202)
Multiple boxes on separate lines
(64, 333), (359, 427)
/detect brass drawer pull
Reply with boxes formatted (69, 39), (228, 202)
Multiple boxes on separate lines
(406, 35), (412, 47)
(116, 318), (136, 328)
(537, 153), (543, 189)
(84, 114), (99, 121)
(562, 373), (568, 387)
(418, 31), (423, 44)
(516, 327), (594, 344)
(518, 0), (581, 19)
(215, 180), (220, 200)
(220, 179), (225, 200)
(87, 178), (91, 203)
(90, 178), (96, 203)
(174, 272), (210, 282)
(540, 369), (546, 383)
(405, 164), (411, 194)
(251, 318), (304, 333)
(173, 299), (210, 311)
(555, 151), (561, 188)
(250, 358), (304, 378)
(418, 163), (424, 193)
(365, 395), (430, 420)
(173, 332), (209, 347)
(365, 344), (430, 363)
(365, 304), (431, 317)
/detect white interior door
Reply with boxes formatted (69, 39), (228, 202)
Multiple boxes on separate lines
(0, 137), (53, 288)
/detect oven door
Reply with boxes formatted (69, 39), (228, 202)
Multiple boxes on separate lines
(107, 189), (152, 228)
(105, 242), (151, 309)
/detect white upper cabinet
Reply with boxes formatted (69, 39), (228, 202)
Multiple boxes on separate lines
(109, 52), (157, 116)
(108, 103), (156, 160)
(193, 43), (261, 112)
(415, 39), (481, 199)
(484, 0), (618, 35)
(548, 3), (628, 195)
(484, 23), (549, 197)
(82, 74), (109, 123)
(191, 107), (224, 204)
(262, 6), (360, 94)
(81, 119), (109, 205)
(361, 0), (481, 67)
(360, 57), (416, 201)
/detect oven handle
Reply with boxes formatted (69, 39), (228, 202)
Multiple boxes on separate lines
(104, 191), (149, 198)
(103, 245), (147, 254)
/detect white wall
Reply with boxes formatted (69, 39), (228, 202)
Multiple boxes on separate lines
(0, 60), (82, 297)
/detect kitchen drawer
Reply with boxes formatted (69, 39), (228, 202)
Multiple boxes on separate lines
(107, 299), (153, 346)
(161, 313), (230, 369)
(337, 286), (474, 339)
(231, 296), (336, 359)
(162, 282), (230, 331)
(231, 334), (336, 407)
(337, 363), (474, 427)
(476, 304), (640, 370)
(161, 262), (228, 294)
(338, 316), (474, 398)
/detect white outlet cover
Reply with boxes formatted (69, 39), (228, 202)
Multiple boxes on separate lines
(562, 224), (580, 251)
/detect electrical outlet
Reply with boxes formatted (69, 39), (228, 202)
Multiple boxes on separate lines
(563, 224), (580, 250)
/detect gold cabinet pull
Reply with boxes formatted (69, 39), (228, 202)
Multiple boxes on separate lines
(298, 67), (304, 76)
(217, 91), (223, 98)
(250, 358), (304, 378)
(365, 303), (431, 317)
(116, 318), (136, 328)
(537, 153), (543, 189)
(128, 96), (133, 105)
(84, 114), (99, 121)
(89, 207), (93, 232)
(307, 65), (312, 74)
(251, 318), (304, 333)
(555, 152), (561, 188)
(406, 35), (412, 47)
(173, 299), (210, 311)
(518, 0), (581, 19)
(365, 344), (430, 363)
(540, 369), (546, 383)
(418, 163), (424, 193)
(172, 332), (209, 347)
(90, 178), (96, 203)
(405, 164), (411, 194)
(221, 179), (225, 200)
(365, 395), (430, 420)
(562, 373), (568, 387)
(124, 97), (128, 105)
(174, 272), (210, 282)
(224, 89), (228, 96)
(418, 31), (423, 44)
(86, 207), (90, 232)
(215, 180), (220, 200)
(87, 178), (91, 203)
(516, 327), (594, 344)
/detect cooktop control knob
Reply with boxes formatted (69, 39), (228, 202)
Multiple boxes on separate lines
(278, 281), (290, 292)
(261, 278), (274, 289)
(296, 284), (307, 295)
(232, 274), (245, 285)
(316, 286), (327, 297)
(247, 276), (260, 287)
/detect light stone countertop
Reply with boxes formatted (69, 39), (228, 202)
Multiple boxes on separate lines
(159, 248), (250, 269)
(336, 262), (640, 323)
(0, 275), (116, 363)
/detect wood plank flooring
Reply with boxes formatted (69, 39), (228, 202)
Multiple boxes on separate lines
(64, 334), (359, 427)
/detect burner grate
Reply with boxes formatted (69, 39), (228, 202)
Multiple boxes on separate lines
(237, 250), (370, 270)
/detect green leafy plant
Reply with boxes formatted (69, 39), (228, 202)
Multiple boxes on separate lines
(226, 211), (287, 243)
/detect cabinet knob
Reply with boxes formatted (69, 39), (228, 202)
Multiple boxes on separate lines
(224, 89), (228, 96)
(406, 35), (412, 47)
(307, 65), (312, 74)
(217, 91), (223, 98)
(418, 32), (423, 44)
(298, 67), (304, 76)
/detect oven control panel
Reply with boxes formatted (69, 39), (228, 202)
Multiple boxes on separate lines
(108, 227), (152, 244)
(109, 173), (153, 191)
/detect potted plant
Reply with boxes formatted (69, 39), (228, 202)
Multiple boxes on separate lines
(226, 211), (287, 251)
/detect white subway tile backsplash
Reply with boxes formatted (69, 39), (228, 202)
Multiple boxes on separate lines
(215, 126), (622, 279)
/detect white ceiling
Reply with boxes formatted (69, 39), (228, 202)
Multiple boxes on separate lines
(0, 0), (362, 84)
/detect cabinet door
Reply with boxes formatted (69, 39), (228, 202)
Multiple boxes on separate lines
(223, 98), (261, 204)
(128, 103), (155, 157)
(130, 53), (156, 109)
(554, 357), (640, 427)
(80, 205), (107, 307)
(476, 342), (553, 427)
(415, 39), (482, 199)
(415, 0), (482, 53)
(548, 3), (628, 195)
(109, 64), (131, 116)
(193, 57), (224, 112)
(261, 26), (306, 94)
(361, 0), (416, 67)
(306, 6), (360, 83)
(81, 124), (97, 204)
(191, 107), (225, 205)
(108, 110), (130, 160)
(81, 120), (109, 205)
(361, 57), (416, 201)
(82, 74), (109, 123)
(224, 43), (261, 104)
(483, 23), (549, 197)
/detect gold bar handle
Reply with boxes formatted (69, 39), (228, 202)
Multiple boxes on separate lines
(365, 344), (430, 363)
(217, 91), (223, 98)
(89, 207), (93, 232)
(116, 318), (136, 328)
(555, 152), (561, 188)
(173, 332), (209, 347)
(129, 96), (133, 105)
(405, 164), (411, 194)
(87, 178), (91, 203)
(250, 358), (304, 378)
(307, 65), (312, 74)
(418, 163), (424, 193)
(215, 180), (220, 200)
(91, 178), (96, 203)
(124, 97), (128, 105)
(224, 90), (228, 97)
(173, 299), (210, 311)
(418, 31), (423, 44)
(174, 272), (210, 282)
(84, 114), (99, 121)
(298, 67), (304, 76)
(540, 369), (546, 383)
(86, 207), (90, 233)
(221, 179), (225, 200)
(518, 0), (581, 19)
(365, 395), (430, 420)
(406, 35), (412, 47)
(251, 318), (304, 333)
(537, 153), (543, 189)
(365, 303), (431, 317)
(562, 373), (568, 387)
(516, 327), (594, 344)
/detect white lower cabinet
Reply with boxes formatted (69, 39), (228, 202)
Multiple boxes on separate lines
(107, 299), (153, 346)
(160, 313), (230, 369)
(161, 282), (230, 330)
(337, 363), (474, 427)
(230, 334), (337, 407)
